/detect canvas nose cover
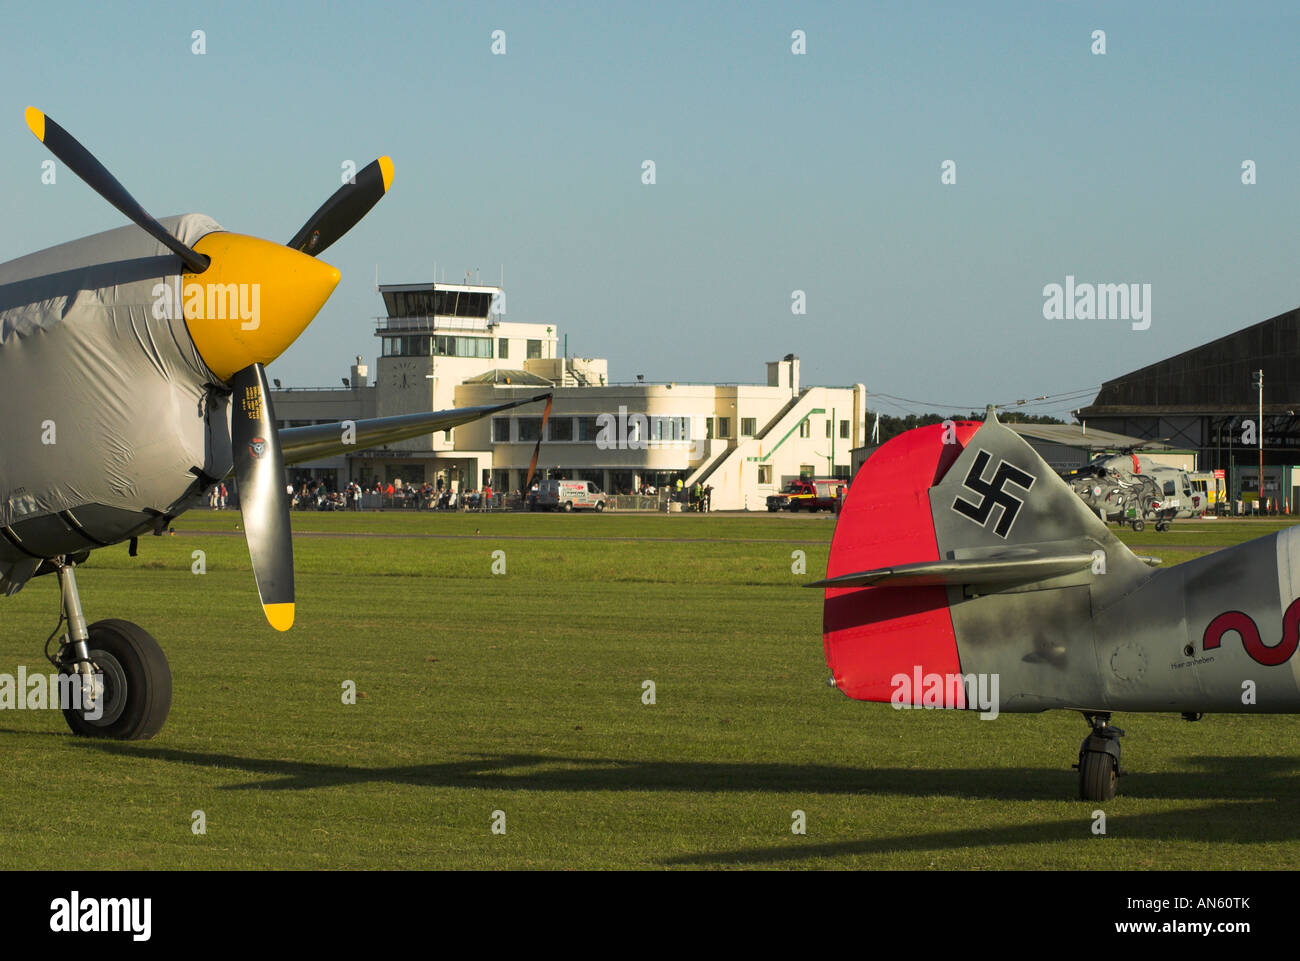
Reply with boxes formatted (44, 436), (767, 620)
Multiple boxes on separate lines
(180, 233), (340, 381)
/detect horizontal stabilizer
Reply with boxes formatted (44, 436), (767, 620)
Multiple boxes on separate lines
(808, 553), (1095, 589)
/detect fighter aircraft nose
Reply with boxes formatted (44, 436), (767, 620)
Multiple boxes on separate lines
(180, 232), (341, 381)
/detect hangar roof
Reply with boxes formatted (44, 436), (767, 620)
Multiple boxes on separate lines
(1079, 305), (1300, 416)
(1007, 423), (1173, 452)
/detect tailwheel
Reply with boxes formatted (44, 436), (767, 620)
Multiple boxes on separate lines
(1074, 711), (1124, 802)
(60, 619), (172, 740)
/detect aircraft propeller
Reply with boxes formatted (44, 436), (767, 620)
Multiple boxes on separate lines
(287, 157), (394, 257)
(23, 107), (211, 274)
(230, 364), (296, 630)
(24, 107), (394, 631)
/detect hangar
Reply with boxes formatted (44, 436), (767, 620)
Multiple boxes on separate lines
(1077, 305), (1300, 511)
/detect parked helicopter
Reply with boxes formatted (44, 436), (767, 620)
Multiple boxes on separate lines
(811, 409), (1297, 801)
(1063, 450), (1204, 531)
(1, 108), (550, 740)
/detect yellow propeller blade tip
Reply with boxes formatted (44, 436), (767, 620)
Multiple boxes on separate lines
(264, 602), (295, 632)
(24, 106), (45, 141)
(379, 156), (394, 192)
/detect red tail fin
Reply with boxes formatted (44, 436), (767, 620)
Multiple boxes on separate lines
(823, 420), (980, 705)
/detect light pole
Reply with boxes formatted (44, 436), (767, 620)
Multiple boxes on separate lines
(1229, 414), (1238, 515)
(830, 406), (836, 477)
(1253, 369), (1264, 513)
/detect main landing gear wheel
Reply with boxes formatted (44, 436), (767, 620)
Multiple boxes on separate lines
(1075, 712), (1124, 801)
(61, 619), (172, 740)
(1078, 750), (1117, 801)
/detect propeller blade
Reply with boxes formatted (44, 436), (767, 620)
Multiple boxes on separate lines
(23, 107), (210, 274)
(524, 394), (554, 490)
(230, 363), (294, 631)
(286, 156), (394, 257)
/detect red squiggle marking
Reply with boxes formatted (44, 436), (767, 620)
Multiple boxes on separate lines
(1203, 598), (1300, 667)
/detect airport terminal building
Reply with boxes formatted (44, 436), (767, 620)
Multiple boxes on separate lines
(1077, 305), (1300, 508)
(272, 281), (866, 510)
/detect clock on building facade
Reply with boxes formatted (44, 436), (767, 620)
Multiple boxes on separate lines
(387, 360), (419, 389)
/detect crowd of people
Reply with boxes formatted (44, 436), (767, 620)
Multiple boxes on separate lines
(276, 478), (507, 512)
(287, 480), (350, 511)
(621, 480), (713, 509)
(212, 476), (717, 512)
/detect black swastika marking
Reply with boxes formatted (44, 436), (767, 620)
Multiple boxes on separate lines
(951, 449), (1035, 538)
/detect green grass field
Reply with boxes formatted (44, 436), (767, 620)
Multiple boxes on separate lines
(1, 510), (1298, 870)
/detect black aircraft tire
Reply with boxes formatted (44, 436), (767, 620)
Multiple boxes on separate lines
(61, 619), (172, 741)
(1079, 751), (1117, 802)
(1131, 519), (1145, 533)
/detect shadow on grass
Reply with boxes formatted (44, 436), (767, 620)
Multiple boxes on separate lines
(662, 797), (1300, 866)
(60, 741), (1300, 805)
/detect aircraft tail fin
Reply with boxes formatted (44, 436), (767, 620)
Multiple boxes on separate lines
(820, 409), (1152, 706)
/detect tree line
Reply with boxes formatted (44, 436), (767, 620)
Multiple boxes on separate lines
(870, 411), (1065, 446)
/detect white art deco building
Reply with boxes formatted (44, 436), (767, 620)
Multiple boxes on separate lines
(271, 281), (865, 510)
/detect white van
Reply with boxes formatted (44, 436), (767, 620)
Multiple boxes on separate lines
(530, 479), (607, 512)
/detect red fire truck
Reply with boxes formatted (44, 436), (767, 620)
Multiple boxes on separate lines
(766, 478), (843, 512)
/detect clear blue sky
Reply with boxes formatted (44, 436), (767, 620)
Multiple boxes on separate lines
(2, 1), (1296, 420)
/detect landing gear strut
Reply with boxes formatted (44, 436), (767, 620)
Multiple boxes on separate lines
(47, 558), (172, 740)
(54, 561), (97, 711)
(1074, 712), (1125, 801)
